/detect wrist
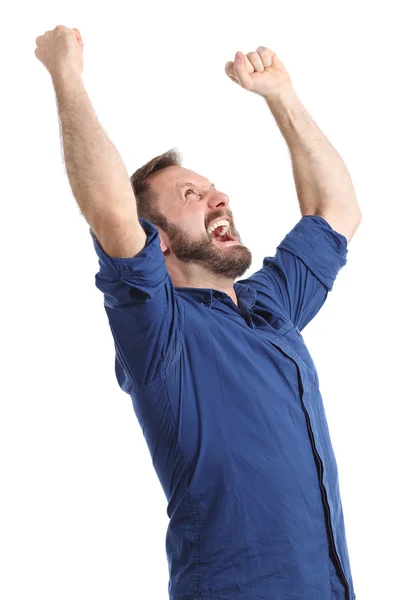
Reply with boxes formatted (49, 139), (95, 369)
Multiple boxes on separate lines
(263, 83), (298, 106)
(51, 66), (82, 84)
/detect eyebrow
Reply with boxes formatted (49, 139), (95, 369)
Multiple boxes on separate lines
(180, 182), (216, 191)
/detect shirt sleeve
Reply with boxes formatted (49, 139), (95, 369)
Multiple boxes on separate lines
(90, 217), (182, 391)
(251, 215), (348, 332)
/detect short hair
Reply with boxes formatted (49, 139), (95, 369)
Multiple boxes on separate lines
(130, 148), (182, 229)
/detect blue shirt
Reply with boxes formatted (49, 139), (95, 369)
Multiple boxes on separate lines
(90, 215), (356, 600)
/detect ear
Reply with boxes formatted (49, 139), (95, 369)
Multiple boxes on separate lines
(159, 234), (168, 254)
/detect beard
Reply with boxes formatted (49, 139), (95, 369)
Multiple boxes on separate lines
(164, 223), (253, 280)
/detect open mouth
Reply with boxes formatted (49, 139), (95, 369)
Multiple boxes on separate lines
(214, 233), (238, 245)
(210, 225), (238, 245)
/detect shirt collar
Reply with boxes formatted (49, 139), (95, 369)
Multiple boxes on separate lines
(175, 282), (257, 310)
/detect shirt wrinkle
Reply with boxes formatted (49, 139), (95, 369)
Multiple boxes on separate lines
(90, 215), (355, 600)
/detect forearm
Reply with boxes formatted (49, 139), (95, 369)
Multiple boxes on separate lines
(52, 69), (137, 230)
(264, 88), (361, 217)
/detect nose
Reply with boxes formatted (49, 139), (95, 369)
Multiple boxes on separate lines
(208, 190), (229, 210)
(207, 192), (233, 228)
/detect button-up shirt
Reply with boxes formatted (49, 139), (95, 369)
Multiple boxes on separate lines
(90, 215), (356, 600)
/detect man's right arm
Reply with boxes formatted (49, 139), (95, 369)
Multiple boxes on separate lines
(52, 68), (147, 258)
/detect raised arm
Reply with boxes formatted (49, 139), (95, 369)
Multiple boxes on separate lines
(36, 25), (147, 258)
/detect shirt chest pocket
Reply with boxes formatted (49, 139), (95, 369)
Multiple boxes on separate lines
(280, 325), (317, 374)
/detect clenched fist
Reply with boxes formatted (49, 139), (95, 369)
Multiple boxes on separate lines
(35, 25), (84, 77)
(225, 46), (293, 100)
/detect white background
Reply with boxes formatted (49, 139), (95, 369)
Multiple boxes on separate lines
(2, 0), (399, 598)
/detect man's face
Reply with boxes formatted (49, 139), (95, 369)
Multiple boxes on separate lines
(148, 166), (252, 280)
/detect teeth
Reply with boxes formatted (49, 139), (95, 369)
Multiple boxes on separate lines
(207, 219), (230, 236)
(216, 226), (229, 237)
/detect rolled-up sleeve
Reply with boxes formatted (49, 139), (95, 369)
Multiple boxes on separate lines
(260, 215), (348, 331)
(90, 218), (181, 390)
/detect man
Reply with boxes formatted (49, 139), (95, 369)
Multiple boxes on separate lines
(36, 26), (361, 600)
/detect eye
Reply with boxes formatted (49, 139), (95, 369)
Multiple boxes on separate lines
(185, 188), (197, 197)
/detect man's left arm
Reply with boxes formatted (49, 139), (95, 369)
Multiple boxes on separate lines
(254, 86), (362, 330)
(226, 48), (362, 329)
(249, 89), (362, 330)
(264, 86), (362, 241)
